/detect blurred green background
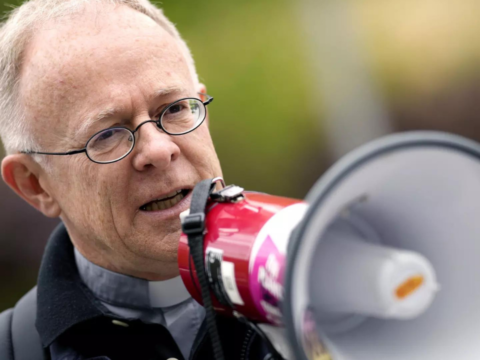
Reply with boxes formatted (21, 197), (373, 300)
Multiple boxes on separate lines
(1, 0), (480, 311)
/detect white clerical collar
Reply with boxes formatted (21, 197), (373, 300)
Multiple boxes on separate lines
(74, 248), (191, 309)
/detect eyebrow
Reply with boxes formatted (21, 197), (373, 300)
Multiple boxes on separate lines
(74, 107), (120, 141)
(74, 86), (188, 140)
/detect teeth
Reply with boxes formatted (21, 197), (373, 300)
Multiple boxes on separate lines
(158, 189), (181, 201)
(142, 191), (185, 212)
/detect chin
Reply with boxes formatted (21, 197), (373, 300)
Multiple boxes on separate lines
(140, 232), (180, 261)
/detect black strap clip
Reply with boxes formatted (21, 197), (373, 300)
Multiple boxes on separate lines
(181, 212), (206, 235)
(210, 184), (245, 203)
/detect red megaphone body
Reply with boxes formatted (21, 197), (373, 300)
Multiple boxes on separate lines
(178, 191), (307, 325)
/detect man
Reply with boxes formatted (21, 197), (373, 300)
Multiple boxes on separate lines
(0, 0), (270, 359)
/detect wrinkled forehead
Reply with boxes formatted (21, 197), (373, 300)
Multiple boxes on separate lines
(18, 4), (194, 148)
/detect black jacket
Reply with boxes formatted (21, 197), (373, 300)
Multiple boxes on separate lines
(2, 223), (270, 360)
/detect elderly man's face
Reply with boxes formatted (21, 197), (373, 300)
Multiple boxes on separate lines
(18, 5), (222, 279)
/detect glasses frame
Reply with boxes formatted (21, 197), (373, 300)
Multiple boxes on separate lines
(22, 94), (213, 164)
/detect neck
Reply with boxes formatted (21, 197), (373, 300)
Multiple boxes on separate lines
(72, 243), (179, 281)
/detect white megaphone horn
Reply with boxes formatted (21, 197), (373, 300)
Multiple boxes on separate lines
(284, 131), (480, 360)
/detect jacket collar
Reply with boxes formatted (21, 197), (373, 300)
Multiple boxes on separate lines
(36, 223), (106, 347)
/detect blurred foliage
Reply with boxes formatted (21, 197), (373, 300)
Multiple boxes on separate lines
(0, 265), (38, 310)
(156, 0), (324, 197)
(163, 0), (326, 197)
(351, 0), (480, 102)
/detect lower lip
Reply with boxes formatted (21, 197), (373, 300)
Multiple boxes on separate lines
(139, 191), (192, 220)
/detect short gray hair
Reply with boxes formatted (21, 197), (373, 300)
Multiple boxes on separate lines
(0, 0), (198, 157)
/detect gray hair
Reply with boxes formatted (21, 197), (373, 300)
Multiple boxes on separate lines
(0, 0), (199, 158)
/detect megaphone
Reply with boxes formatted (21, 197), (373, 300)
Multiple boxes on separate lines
(179, 131), (480, 360)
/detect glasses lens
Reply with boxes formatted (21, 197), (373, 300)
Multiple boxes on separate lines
(86, 128), (134, 163)
(161, 98), (205, 135)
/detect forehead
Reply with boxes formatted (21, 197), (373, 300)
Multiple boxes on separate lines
(19, 4), (193, 146)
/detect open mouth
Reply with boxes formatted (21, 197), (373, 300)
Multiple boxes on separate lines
(140, 189), (190, 212)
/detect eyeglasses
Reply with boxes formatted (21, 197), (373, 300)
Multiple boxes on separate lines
(22, 94), (213, 164)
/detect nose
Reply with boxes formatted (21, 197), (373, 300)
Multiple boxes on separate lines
(130, 121), (180, 171)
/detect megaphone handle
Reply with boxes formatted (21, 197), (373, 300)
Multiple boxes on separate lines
(182, 178), (226, 360)
(233, 311), (287, 360)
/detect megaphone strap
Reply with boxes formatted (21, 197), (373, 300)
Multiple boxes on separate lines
(182, 178), (226, 360)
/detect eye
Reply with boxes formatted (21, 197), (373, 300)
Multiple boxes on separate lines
(88, 128), (128, 149)
(158, 98), (204, 135)
(97, 129), (115, 141)
(166, 103), (185, 115)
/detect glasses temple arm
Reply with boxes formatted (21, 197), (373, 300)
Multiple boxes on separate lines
(199, 93), (214, 106)
(22, 149), (87, 156)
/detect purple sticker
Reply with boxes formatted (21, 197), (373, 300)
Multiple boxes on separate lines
(249, 235), (286, 325)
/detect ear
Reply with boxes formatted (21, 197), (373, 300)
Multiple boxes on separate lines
(197, 83), (210, 125)
(197, 83), (207, 97)
(1, 154), (61, 218)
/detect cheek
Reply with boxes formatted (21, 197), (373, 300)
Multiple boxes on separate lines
(86, 166), (130, 220)
(190, 127), (222, 175)
(181, 126), (218, 162)
(54, 159), (121, 226)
